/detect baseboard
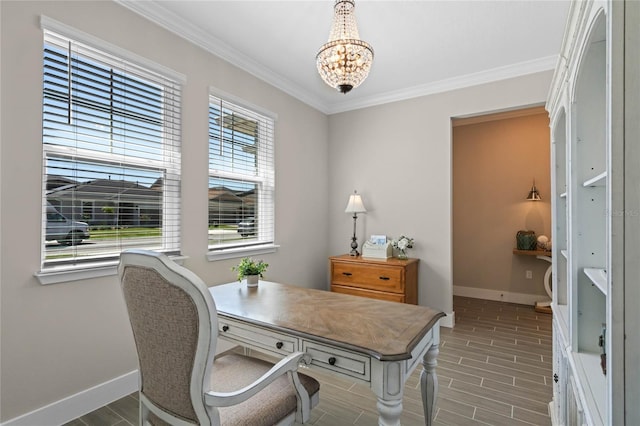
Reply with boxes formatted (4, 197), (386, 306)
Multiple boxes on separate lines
(453, 285), (546, 306)
(549, 401), (558, 425)
(440, 311), (455, 328)
(1, 370), (139, 426)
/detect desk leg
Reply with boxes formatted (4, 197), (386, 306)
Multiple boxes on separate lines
(371, 360), (404, 426)
(421, 343), (439, 425)
(376, 397), (403, 426)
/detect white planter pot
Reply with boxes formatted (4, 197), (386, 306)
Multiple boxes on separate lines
(245, 275), (259, 287)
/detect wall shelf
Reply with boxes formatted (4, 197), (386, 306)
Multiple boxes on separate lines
(583, 171), (607, 187)
(584, 267), (607, 295)
(574, 351), (607, 425)
(555, 304), (569, 335)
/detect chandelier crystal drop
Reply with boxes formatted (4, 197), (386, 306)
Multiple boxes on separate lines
(316, 0), (374, 94)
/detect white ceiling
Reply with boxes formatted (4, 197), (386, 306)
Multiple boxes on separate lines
(117, 0), (570, 114)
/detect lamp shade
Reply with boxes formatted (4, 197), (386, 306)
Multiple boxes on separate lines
(345, 191), (367, 213)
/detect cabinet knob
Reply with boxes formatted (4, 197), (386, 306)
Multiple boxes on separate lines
(342, 272), (352, 276)
(222, 325), (229, 332)
(276, 341), (283, 349)
(328, 357), (337, 366)
(553, 373), (559, 383)
(379, 276), (390, 281)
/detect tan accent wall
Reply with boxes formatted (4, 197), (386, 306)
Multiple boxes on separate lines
(453, 108), (551, 297)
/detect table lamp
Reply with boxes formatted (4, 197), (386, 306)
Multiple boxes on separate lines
(345, 190), (367, 256)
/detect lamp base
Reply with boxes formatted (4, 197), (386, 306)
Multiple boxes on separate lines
(349, 237), (359, 256)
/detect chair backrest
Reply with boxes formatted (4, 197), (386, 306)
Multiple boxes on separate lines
(118, 249), (218, 424)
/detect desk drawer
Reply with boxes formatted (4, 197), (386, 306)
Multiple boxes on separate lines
(302, 340), (370, 382)
(332, 262), (404, 294)
(218, 318), (298, 356)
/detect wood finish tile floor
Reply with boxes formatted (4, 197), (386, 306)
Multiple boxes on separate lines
(65, 296), (552, 426)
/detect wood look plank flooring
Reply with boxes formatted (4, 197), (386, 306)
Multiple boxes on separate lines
(65, 296), (552, 426)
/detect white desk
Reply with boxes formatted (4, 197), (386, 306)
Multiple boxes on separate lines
(210, 281), (444, 426)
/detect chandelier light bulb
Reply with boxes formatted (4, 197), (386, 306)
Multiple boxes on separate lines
(316, 0), (374, 94)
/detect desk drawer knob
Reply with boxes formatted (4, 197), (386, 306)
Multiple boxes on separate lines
(342, 272), (352, 276)
(379, 276), (390, 281)
(222, 325), (229, 332)
(328, 357), (336, 366)
(276, 341), (283, 349)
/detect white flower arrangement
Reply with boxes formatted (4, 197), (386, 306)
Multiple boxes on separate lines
(392, 235), (414, 259)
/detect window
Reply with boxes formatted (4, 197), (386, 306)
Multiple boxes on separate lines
(41, 26), (182, 272)
(208, 93), (275, 253)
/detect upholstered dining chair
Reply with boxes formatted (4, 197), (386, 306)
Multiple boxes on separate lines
(118, 249), (320, 426)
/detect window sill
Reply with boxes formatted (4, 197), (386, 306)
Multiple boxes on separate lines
(207, 244), (279, 262)
(35, 255), (188, 285)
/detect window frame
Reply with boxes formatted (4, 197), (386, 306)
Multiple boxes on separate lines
(37, 17), (185, 284)
(206, 88), (278, 261)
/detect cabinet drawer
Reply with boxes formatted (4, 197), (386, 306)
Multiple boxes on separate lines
(331, 284), (405, 303)
(302, 340), (370, 382)
(332, 262), (404, 293)
(218, 318), (298, 356)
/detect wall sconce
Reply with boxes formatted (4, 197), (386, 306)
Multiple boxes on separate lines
(526, 179), (541, 201)
(345, 190), (367, 256)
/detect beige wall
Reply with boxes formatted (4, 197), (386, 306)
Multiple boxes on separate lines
(327, 72), (553, 317)
(0, 1), (328, 421)
(452, 110), (551, 297)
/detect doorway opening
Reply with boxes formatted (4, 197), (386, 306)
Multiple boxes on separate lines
(452, 106), (551, 305)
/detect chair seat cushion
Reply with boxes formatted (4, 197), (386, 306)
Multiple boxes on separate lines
(212, 353), (320, 426)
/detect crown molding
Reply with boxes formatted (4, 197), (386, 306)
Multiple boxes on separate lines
(325, 55), (558, 115)
(116, 0), (557, 116)
(115, 0), (330, 114)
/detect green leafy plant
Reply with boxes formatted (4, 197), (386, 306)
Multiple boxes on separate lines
(232, 257), (269, 281)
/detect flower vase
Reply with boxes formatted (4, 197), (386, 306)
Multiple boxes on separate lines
(397, 251), (408, 260)
(245, 275), (259, 287)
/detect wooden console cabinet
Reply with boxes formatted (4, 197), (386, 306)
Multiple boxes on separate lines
(329, 254), (418, 304)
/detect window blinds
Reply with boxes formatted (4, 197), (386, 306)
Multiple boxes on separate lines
(208, 94), (275, 250)
(42, 30), (181, 268)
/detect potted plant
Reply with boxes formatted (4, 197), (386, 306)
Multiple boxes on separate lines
(232, 257), (269, 287)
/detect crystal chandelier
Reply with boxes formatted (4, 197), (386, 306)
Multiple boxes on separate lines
(316, 0), (374, 94)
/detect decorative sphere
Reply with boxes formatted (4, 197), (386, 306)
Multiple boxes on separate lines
(537, 235), (550, 250)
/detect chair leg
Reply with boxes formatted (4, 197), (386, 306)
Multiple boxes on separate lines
(139, 392), (149, 426)
(288, 371), (311, 423)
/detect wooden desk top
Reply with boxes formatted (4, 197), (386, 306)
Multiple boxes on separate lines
(210, 281), (445, 361)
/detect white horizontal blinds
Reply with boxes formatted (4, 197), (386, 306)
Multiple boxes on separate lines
(42, 30), (181, 268)
(208, 95), (275, 250)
